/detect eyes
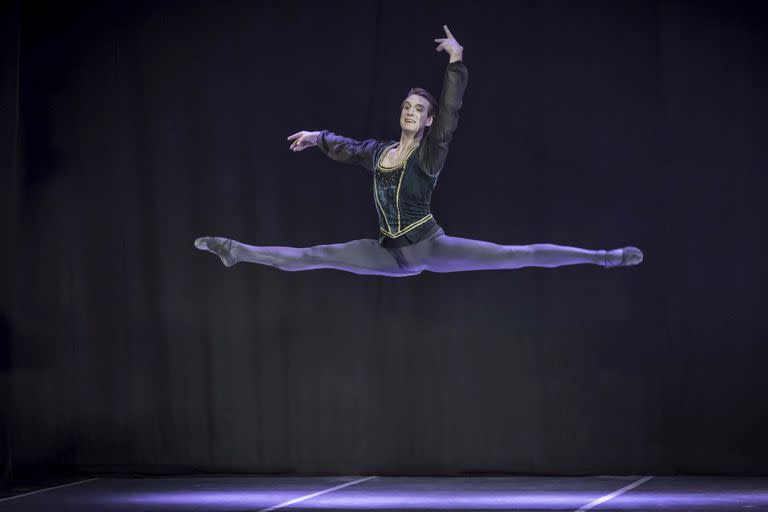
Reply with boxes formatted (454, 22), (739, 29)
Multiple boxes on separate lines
(402, 104), (425, 112)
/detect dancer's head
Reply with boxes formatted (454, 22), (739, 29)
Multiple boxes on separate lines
(400, 88), (437, 136)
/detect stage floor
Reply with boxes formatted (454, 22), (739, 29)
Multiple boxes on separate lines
(1, 474), (767, 511)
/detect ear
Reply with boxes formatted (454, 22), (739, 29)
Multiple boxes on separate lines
(426, 114), (434, 127)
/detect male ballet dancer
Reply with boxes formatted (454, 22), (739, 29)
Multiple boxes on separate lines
(195, 25), (643, 276)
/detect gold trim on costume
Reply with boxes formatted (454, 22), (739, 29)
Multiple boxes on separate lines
(374, 142), (430, 240)
(376, 143), (418, 171)
(373, 182), (392, 233)
(395, 167), (406, 231)
(379, 213), (434, 238)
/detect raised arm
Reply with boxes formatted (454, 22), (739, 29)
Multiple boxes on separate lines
(287, 130), (381, 172)
(419, 25), (469, 176)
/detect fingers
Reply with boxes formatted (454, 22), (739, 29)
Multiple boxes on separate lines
(287, 132), (302, 141)
(290, 137), (307, 151)
(443, 25), (453, 38)
(435, 42), (445, 52)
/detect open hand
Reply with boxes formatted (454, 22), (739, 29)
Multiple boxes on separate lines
(287, 131), (319, 152)
(434, 25), (463, 61)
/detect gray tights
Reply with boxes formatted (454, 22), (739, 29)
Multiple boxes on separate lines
(232, 228), (607, 277)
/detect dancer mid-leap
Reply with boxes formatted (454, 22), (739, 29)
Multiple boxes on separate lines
(195, 25), (643, 277)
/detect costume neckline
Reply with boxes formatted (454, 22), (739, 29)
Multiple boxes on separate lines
(377, 142), (419, 171)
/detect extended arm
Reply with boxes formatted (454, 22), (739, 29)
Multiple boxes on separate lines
(419, 25), (469, 176)
(316, 131), (381, 171)
(287, 130), (380, 172)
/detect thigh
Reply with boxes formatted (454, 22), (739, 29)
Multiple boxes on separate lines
(306, 238), (417, 277)
(410, 233), (534, 272)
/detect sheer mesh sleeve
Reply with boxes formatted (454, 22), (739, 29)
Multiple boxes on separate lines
(418, 61), (469, 176)
(316, 130), (384, 172)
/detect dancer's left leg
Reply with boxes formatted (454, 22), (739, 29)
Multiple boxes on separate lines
(405, 234), (633, 273)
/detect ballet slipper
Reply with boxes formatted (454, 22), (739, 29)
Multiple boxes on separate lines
(194, 237), (237, 267)
(604, 246), (643, 268)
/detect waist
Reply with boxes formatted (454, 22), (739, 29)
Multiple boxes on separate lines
(379, 219), (441, 248)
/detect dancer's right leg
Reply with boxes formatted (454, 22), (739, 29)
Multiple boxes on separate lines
(194, 236), (417, 277)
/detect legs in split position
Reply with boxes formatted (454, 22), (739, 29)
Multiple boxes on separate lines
(194, 231), (642, 276)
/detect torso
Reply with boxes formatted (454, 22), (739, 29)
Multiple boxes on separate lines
(372, 140), (439, 245)
(379, 143), (419, 169)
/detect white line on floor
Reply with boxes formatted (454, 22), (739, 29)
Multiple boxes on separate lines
(259, 475), (377, 512)
(574, 475), (653, 511)
(0, 477), (99, 503)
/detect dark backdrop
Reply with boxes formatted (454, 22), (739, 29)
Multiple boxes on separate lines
(1, 0), (767, 476)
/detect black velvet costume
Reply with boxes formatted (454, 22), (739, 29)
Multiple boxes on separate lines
(316, 60), (468, 248)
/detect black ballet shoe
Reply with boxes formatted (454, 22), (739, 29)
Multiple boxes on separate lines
(604, 246), (643, 268)
(194, 236), (237, 267)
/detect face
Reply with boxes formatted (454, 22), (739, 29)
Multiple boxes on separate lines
(400, 94), (433, 134)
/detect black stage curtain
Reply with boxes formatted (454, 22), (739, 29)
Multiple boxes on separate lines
(2, 0), (767, 475)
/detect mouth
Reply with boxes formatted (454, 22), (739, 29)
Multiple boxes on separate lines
(405, 119), (415, 124)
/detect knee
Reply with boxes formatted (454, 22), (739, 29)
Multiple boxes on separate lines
(305, 246), (325, 259)
(272, 247), (313, 270)
(508, 245), (535, 261)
